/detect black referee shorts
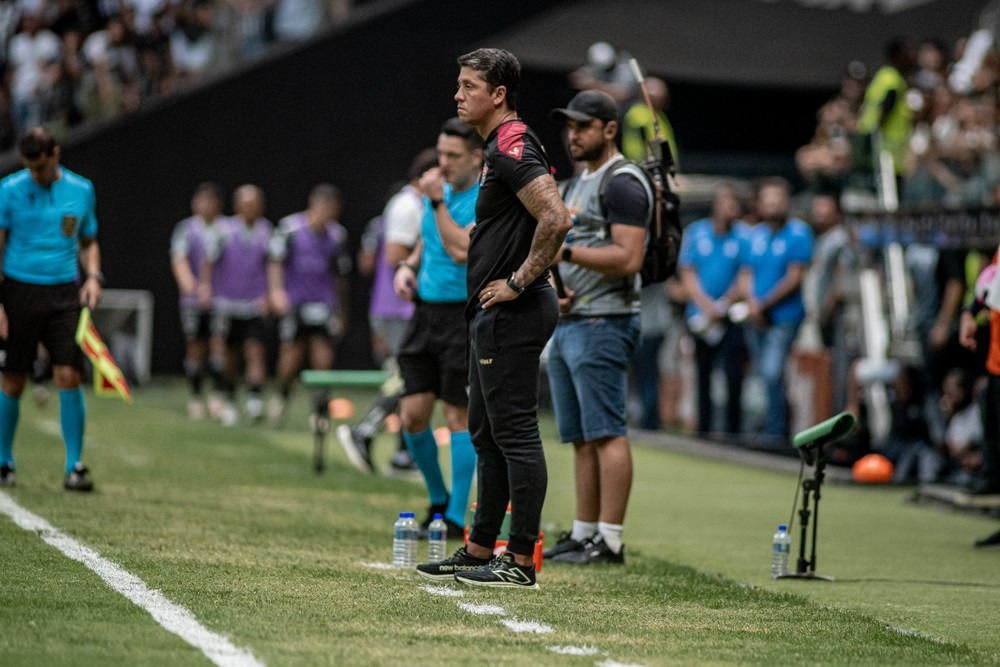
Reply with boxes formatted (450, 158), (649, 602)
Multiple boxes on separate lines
(397, 301), (468, 407)
(1, 278), (82, 374)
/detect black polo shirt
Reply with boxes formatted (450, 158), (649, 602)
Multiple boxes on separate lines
(465, 119), (553, 320)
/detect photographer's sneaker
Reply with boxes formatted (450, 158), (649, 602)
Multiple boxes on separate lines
(551, 535), (624, 565)
(454, 552), (539, 589)
(542, 531), (586, 559)
(64, 463), (94, 493)
(416, 546), (491, 581)
(0, 464), (15, 488)
(336, 425), (373, 474)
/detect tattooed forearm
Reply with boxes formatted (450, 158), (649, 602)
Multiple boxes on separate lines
(515, 174), (573, 285)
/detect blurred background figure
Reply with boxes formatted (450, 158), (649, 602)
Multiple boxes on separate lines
(568, 40), (639, 111)
(678, 186), (750, 437)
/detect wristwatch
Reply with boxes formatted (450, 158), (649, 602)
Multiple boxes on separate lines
(87, 271), (105, 286)
(430, 198), (444, 210)
(562, 246), (573, 263)
(506, 272), (525, 295)
(397, 260), (417, 273)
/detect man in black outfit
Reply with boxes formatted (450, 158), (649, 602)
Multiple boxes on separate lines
(416, 48), (572, 588)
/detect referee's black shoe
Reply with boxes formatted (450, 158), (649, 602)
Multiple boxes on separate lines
(64, 463), (94, 492)
(0, 464), (15, 488)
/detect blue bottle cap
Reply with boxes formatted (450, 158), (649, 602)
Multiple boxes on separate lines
(778, 524), (787, 532)
(433, 513), (443, 520)
(399, 512), (407, 518)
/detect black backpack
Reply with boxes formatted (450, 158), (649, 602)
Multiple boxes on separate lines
(597, 137), (683, 286)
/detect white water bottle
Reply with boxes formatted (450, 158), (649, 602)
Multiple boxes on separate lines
(427, 513), (447, 562)
(393, 512), (418, 567)
(771, 524), (791, 578)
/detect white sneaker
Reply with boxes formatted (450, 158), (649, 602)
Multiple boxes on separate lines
(187, 398), (206, 420)
(220, 402), (238, 427)
(207, 394), (224, 421)
(32, 385), (50, 407)
(268, 396), (287, 424)
(245, 396), (264, 421)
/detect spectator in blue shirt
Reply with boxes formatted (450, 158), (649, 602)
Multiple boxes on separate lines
(678, 186), (751, 436)
(739, 177), (814, 439)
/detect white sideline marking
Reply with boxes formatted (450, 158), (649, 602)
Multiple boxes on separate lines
(596, 660), (645, 667)
(360, 562), (399, 570)
(419, 584), (465, 597)
(0, 492), (264, 667)
(547, 645), (599, 656)
(500, 618), (554, 634)
(457, 602), (505, 615)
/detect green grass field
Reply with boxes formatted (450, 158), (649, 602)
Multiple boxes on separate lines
(1, 379), (999, 666)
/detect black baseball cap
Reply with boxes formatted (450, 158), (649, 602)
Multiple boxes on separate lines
(550, 90), (619, 123)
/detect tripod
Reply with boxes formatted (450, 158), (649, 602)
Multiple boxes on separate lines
(777, 445), (834, 581)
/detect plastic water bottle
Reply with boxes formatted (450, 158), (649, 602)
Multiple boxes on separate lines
(771, 524), (791, 578)
(393, 512), (418, 567)
(427, 513), (447, 562)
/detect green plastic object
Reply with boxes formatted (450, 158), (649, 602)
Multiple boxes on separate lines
(299, 369), (387, 387)
(792, 412), (857, 450)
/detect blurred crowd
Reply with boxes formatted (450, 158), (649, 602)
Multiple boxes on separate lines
(796, 34), (1000, 210)
(0, 0), (353, 149)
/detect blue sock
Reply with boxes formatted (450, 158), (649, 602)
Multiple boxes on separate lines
(403, 428), (448, 506)
(0, 392), (20, 467)
(445, 430), (476, 527)
(60, 388), (86, 473)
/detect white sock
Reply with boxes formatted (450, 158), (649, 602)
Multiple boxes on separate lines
(598, 522), (623, 553)
(571, 520), (598, 542)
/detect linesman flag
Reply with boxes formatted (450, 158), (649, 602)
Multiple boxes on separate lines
(75, 307), (133, 403)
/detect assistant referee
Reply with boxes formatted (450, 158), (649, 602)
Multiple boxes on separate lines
(0, 127), (104, 492)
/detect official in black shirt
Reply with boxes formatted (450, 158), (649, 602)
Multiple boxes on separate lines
(415, 48), (572, 589)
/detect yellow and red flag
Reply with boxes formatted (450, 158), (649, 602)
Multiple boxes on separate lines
(75, 307), (132, 402)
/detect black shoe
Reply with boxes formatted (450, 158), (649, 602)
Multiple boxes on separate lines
(444, 518), (466, 540)
(454, 552), (539, 589)
(542, 531), (586, 559)
(416, 546), (492, 581)
(968, 478), (1000, 496)
(0, 464), (15, 488)
(64, 463), (94, 492)
(419, 500), (449, 531)
(336, 425), (374, 474)
(974, 529), (1000, 548)
(390, 449), (418, 472)
(551, 535), (624, 565)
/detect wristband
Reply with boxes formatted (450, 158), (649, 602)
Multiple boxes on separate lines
(562, 246), (573, 263)
(397, 260), (417, 273)
(506, 272), (525, 295)
(88, 271), (105, 286)
(430, 199), (444, 210)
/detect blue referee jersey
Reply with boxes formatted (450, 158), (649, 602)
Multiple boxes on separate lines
(0, 167), (98, 285)
(417, 181), (478, 303)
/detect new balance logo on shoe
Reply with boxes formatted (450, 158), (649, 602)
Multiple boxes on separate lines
(454, 552), (539, 589)
(416, 546), (491, 581)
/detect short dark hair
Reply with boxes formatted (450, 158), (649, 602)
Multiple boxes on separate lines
(758, 176), (792, 195)
(309, 183), (342, 203)
(193, 181), (224, 201)
(440, 117), (485, 153)
(457, 48), (520, 111)
(407, 147), (439, 181)
(18, 126), (57, 160)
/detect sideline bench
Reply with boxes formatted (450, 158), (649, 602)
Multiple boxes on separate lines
(300, 369), (387, 472)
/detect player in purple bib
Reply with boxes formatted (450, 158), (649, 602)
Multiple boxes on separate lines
(267, 183), (351, 425)
(169, 182), (226, 420)
(203, 185), (273, 425)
